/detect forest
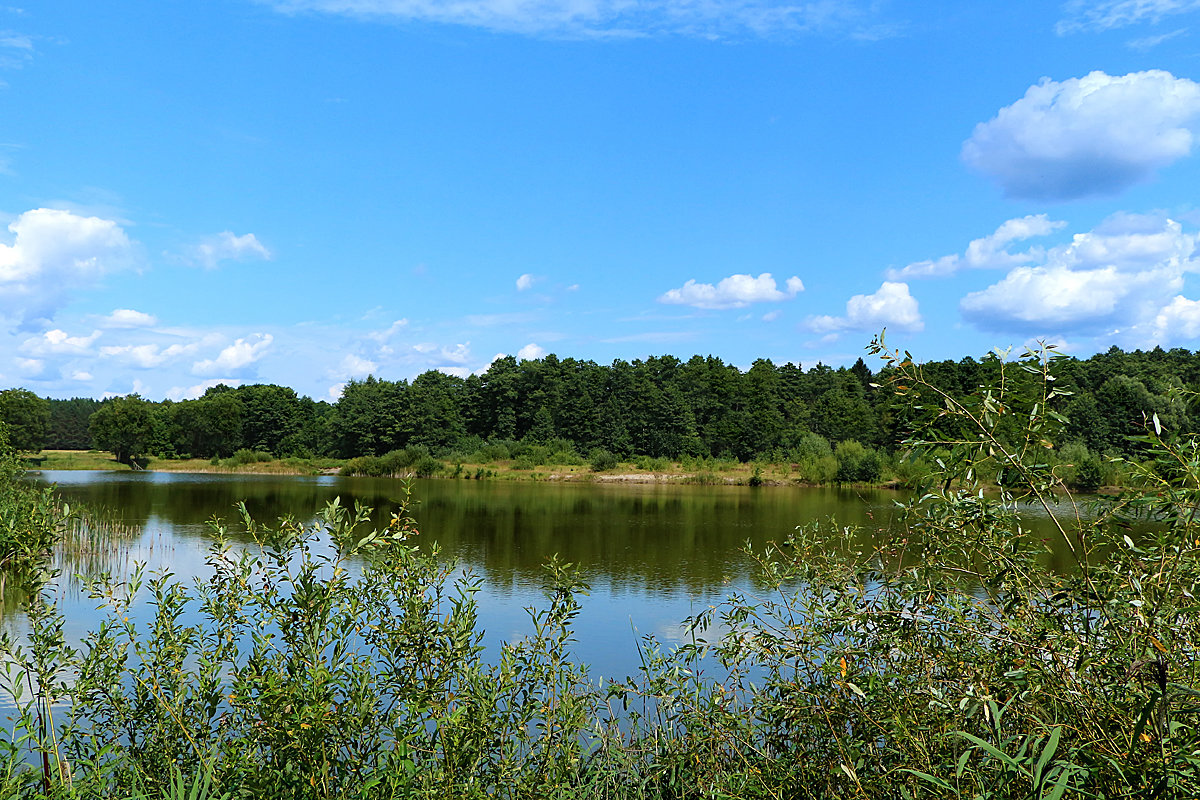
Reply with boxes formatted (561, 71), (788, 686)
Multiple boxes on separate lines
(0, 344), (1195, 479)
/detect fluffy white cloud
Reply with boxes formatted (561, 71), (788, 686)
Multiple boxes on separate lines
(516, 273), (536, 291)
(963, 70), (1200, 200)
(888, 215), (1066, 280)
(166, 379), (244, 402)
(21, 329), (102, 356)
(517, 342), (546, 360)
(103, 309), (158, 328)
(0, 208), (134, 323)
(337, 353), (377, 378)
(16, 358), (44, 375)
(264, 0), (891, 39)
(960, 212), (1200, 341)
(659, 273), (804, 309)
(1057, 0), (1200, 34)
(192, 333), (274, 376)
(193, 231), (271, 269)
(1151, 295), (1200, 339)
(439, 343), (471, 364)
(101, 342), (200, 369)
(807, 282), (923, 335)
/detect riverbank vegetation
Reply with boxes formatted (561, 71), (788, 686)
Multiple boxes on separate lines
(3, 340), (1200, 797)
(4, 343), (1197, 489)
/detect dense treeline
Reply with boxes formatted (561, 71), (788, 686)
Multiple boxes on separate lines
(3, 345), (1199, 471)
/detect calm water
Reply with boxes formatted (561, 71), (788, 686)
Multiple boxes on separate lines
(19, 471), (1084, 682)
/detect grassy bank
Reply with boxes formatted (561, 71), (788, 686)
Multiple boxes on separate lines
(25, 447), (897, 487)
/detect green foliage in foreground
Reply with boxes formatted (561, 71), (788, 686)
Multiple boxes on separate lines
(0, 423), (65, 586)
(7, 340), (1200, 797)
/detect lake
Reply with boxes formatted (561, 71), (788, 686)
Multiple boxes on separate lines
(17, 471), (1084, 683)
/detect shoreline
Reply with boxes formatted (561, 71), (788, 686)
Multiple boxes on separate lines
(23, 449), (901, 489)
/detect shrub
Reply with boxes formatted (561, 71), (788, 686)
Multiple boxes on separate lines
(833, 439), (881, 483)
(589, 448), (619, 472)
(223, 449), (273, 467)
(412, 454), (443, 478)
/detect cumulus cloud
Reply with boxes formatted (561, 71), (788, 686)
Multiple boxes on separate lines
(517, 343), (546, 360)
(192, 333), (273, 376)
(264, 0), (893, 40)
(888, 215), (1066, 280)
(0, 208), (135, 324)
(516, 273), (536, 291)
(102, 308), (158, 328)
(959, 212), (1200, 342)
(807, 282), (923, 336)
(1152, 295), (1200, 339)
(21, 329), (102, 356)
(16, 357), (44, 377)
(101, 342), (200, 369)
(439, 343), (471, 364)
(337, 353), (377, 379)
(193, 231), (271, 269)
(963, 70), (1200, 200)
(1057, 0), (1200, 34)
(659, 273), (804, 309)
(166, 379), (244, 402)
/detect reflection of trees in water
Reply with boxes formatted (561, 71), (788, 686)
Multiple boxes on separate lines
(39, 473), (904, 594)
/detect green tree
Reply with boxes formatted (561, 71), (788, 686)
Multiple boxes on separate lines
(46, 397), (101, 449)
(0, 389), (50, 452)
(89, 394), (155, 465)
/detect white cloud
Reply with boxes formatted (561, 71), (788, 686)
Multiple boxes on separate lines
(264, 0), (893, 40)
(192, 333), (274, 376)
(21, 328), (101, 356)
(337, 353), (377, 378)
(0, 208), (134, 323)
(1127, 28), (1188, 49)
(16, 357), (43, 375)
(1152, 295), (1200, 339)
(963, 70), (1200, 200)
(762, 310), (781, 321)
(888, 215), (1066, 280)
(69, 370), (93, 382)
(367, 318), (408, 342)
(103, 308), (158, 328)
(518, 343), (546, 360)
(101, 342), (200, 369)
(439, 343), (471, 364)
(807, 282), (923, 336)
(659, 272), (804, 309)
(0, 31), (33, 70)
(516, 273), (536, 291)
(193, 231), (271, 269)
(326, 382), (347, 402)
(959, 212), (1200, 342)
(1057, 0), (1200, 34)
(166, 379), (244, 402)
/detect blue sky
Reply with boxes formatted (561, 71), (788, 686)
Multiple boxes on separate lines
(5, 1), (1200, 400)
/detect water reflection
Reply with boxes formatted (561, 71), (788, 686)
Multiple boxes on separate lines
(19, 471), (1097, 682)
(36, 472), (900, 594)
